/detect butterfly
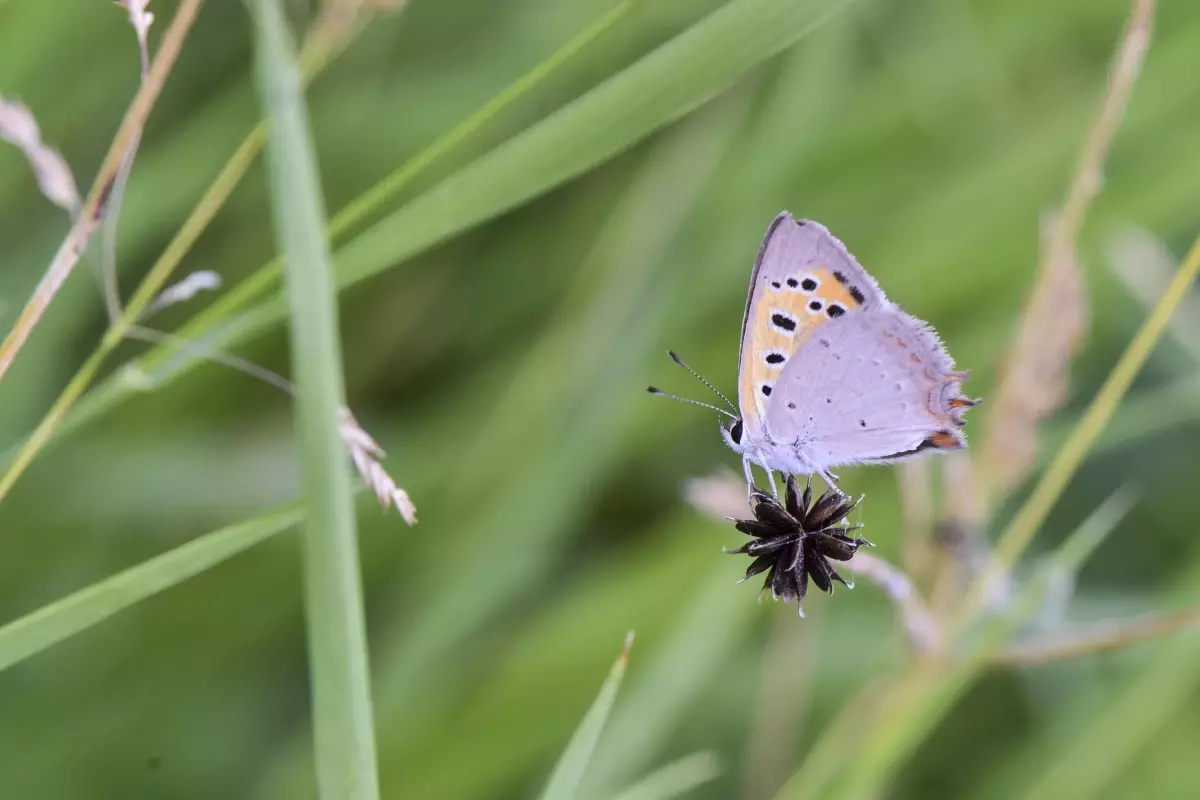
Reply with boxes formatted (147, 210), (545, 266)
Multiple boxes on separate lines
(651, 211), (977, 496)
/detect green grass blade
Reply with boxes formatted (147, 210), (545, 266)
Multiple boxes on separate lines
(584, 566), (757, 794)
(0, 0), (636, 485)
(607, 751), (722, 800)
(246, 85), (752, 800)
(0, 507), (300, 674)
(822, 488), (1140, 800)
(326, 0), (854, 291)
(330, 0), (641, 237)
(1016, 610), (1200, 799)
(47, 0), (854, 447)
(539, 633), (635, 800)
(252, 2), (379, 798)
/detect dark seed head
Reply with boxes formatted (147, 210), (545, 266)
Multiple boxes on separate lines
(726, 476), (869, 614)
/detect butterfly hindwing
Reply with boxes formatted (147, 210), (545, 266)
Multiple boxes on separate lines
(766, 309), (973, 470)
(737, 214), (888, 434)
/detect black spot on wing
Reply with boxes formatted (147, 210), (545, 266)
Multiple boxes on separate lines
(827, 304), (845, 318)
(771, 313), (797, 332)
(786, 277), (799, 288)
(833, 271), (848, 285)
(801, 277), (818, 292)
(850, 286), (866, 304)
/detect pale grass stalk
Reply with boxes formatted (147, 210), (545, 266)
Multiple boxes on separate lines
(1107, 226), (1200, 362)
(0, 0), (620, 509)
(0, 0), (205, 387)
(929, 453), (1005, 618)
(122, 325), (297, 395)
(120, 326), (417, 524)
(0, 95), (80, 214)
(741, 611), (820, 800)
(0, 8), (371, 504)
(896, 459), (934, 581)
(980, 0), (1154, 501)
(992, 604), (1200, 668)
(961, 229), (1200, 629)
(847, 552), (942, 657)
(101, 2), (156, 321)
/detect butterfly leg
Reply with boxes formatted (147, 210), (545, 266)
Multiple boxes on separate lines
(742, 457), (780, 499)
(742, 457), (756, 502)
(819, 468), (846, 496)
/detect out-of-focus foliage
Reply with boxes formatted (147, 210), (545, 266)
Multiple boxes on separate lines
(0, 0), (1198, 798)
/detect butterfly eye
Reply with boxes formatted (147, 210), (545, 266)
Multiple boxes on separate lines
(728, 419), (743, 445)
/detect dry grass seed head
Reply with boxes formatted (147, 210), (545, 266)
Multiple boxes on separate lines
(0, 95), (80, 213)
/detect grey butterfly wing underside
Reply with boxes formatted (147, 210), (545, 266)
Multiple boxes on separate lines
(737, 212), (891, 425)
(766, 309), (968, 468)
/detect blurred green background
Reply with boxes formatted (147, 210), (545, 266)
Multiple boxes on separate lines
(1, 0), (1199, 797)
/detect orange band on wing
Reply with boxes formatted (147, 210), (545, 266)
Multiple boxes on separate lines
(739, 267), (865, 427)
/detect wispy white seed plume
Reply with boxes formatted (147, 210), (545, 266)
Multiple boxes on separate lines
(0, 94), (80, 213)
(142, 270), (222, 317)
(338, 406), (417, 525)
(115, 1), (155, 75)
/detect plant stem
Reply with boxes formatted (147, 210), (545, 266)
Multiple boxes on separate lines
(0, 0), (205, 386)
(992, 605), (1200, 668)
(962, 228), (1200, 628)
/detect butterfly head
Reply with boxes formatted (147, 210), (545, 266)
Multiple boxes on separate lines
(720, 416), (745, 453)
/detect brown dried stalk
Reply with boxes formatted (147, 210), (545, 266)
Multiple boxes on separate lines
(980, 0), (1154, 499)
(0, 95), (80, 214)
(0, 0), (205, 386)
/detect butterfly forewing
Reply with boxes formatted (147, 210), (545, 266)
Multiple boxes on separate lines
(737, 214), (888, 438)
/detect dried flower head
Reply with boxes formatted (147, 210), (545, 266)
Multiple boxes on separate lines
(727, 475), (869, 615)
(338, 406), (417, 525)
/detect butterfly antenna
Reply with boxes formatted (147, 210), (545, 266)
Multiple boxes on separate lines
(666, 351), (738, 413)
(646, 386), (737, 420)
